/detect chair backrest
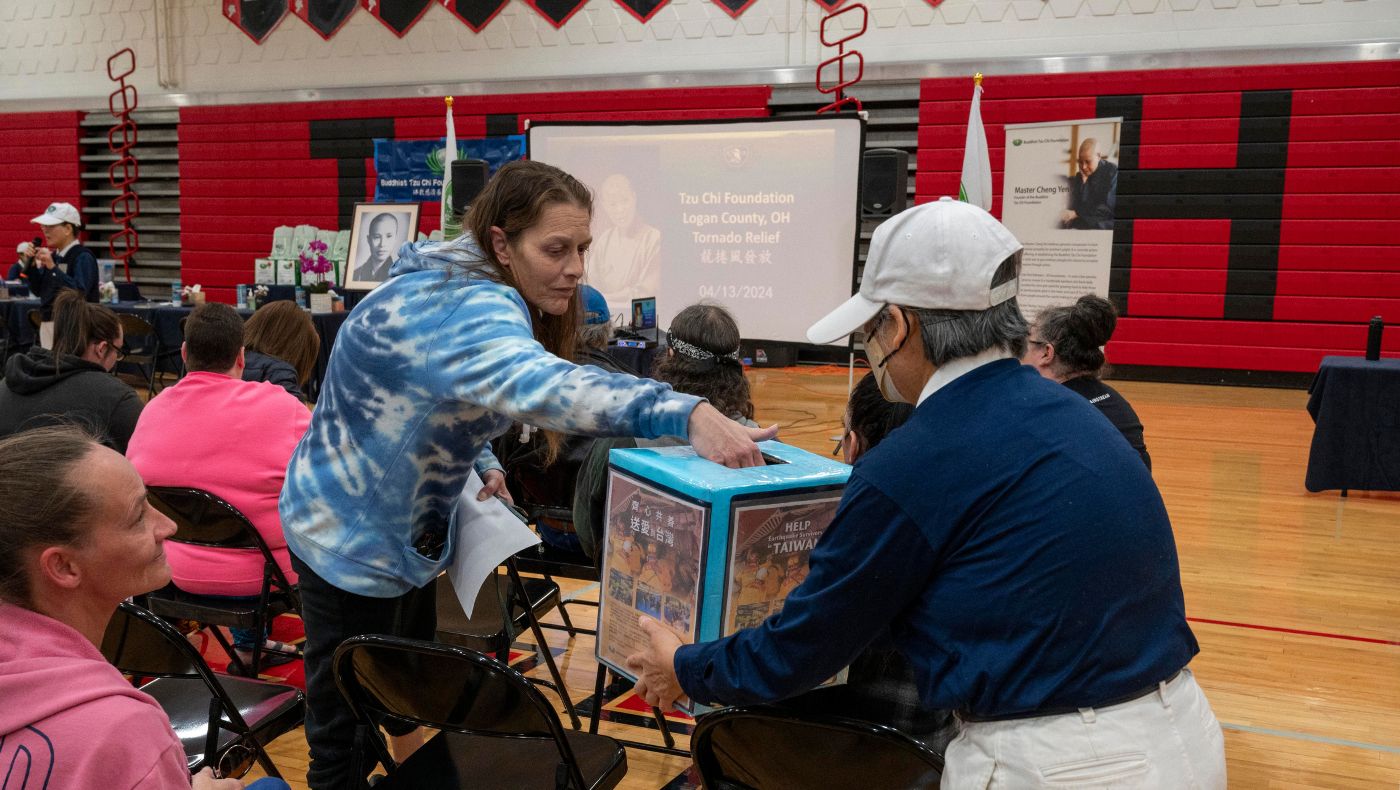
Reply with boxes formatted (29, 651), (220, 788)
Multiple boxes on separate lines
(27, 309), (41, 331)
(117, 313), (157, 357)
(333, 634), (590, 788)
(102, 600), (225, 683)
(147, 486), (267, 551)
(691, 705), (944, 790)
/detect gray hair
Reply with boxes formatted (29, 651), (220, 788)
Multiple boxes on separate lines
(896, 253), (1028, 365)
(907, 300), (1029, 366)
(578, 322), (612, 351)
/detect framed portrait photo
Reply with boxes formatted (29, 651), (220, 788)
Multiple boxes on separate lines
(344, 202), (420, 290)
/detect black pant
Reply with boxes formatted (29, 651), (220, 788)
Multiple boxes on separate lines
(291, 552), (437, 790)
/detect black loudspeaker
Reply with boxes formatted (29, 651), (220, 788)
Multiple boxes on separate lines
(450, 159), (489, 215)
(1366, 316), (1384, 361)
(861, 148), (910, 218)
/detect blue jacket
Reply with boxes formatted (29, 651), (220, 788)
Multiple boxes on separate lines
(280, 235), (701, 597)
(676, 359), (1196, 717)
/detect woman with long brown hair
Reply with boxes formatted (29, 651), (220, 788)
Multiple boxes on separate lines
(0, 290), (142, 451)
(241, 299), (320, 399)
(280, 160), (775, 789)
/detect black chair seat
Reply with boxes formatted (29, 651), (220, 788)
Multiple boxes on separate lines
(435, 573), (559, 644)
(102, 601), (305, 779)
(375, 728), (626, 790)
(142, 675), (305, 770)
(514, 541), (599, 581)
(145, 582), (295, 630)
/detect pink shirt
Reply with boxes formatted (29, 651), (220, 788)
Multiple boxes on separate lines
(0, 603), (192, 789)
(127, 371), (311, 596)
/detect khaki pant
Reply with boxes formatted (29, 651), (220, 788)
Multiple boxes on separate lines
(942, 669), (1226, 789)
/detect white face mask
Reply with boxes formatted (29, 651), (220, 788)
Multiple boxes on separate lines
(864, 332), (908, 404)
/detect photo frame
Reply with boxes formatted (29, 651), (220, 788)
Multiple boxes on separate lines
(344, 202), (420, 291)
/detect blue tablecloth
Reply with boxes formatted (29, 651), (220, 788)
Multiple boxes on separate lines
(1305, 355), (1400, 493)
(0, 296), (41, 350)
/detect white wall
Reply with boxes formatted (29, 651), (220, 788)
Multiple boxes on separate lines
(1, 0), (1396, 107)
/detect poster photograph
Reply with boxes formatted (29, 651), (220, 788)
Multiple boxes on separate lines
(344, 202), (420, 291)
(723, 490), (843, 636)
(596, 470), (707, 676)
(1000, 118), (1121, 322)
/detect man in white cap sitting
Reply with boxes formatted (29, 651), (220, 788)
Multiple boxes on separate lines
(28, 202), (99, 318)
(626, 198), (1225, 787)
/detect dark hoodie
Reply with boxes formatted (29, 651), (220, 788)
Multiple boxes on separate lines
(242, 348), (304, 400)
(0, 347), (143, 452)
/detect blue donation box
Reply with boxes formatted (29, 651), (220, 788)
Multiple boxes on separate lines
(596, 441), (850, 703)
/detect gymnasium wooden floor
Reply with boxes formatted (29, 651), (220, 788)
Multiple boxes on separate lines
(248, 367), (1400, 789)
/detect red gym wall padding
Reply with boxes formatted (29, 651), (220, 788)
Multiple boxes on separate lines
(917, 60), (1400, 374)
(0, 111), (85, 257)
(177, 87), (771, 303)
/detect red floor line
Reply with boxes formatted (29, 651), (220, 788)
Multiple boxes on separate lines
(1187, 617), (1400, 647)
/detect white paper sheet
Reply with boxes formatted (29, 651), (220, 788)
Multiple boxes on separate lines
(445, 472), (541, 615)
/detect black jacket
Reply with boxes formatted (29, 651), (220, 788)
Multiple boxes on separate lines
(242, 349), (304, 400)
(1067, 160), (1118, 230)
(0, 347), (143, 452)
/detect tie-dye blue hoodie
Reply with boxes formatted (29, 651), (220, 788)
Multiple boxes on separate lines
(280, 235), (701, 597)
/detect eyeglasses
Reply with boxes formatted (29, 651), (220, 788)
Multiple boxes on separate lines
(110, 343), (128, 361)
(1027, 338), (1048, 348)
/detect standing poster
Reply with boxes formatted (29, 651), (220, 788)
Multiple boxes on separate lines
(597, 471), (707, 675)
(1001, 118), (1121, 322)
(723, 492), (842, 634)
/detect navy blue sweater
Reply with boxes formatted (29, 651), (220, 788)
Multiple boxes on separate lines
(675, 358), (1197, 718)
(27, 243), (98, 316)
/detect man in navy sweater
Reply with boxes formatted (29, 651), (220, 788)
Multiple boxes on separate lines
(27, 202), (99, 318)
(628, 198), (1225, 787)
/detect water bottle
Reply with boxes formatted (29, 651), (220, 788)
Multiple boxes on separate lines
(236, 284), (248, 310)
(1366, 316), (1384, 361)
(171, 280), (182, 307)
(295, 286), (308, 310)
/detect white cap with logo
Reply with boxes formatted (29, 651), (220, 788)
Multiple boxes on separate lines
(806, 196), (1024, 344)
(31, 202), (82, 227)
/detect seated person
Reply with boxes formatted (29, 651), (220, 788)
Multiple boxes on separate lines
(8, 240), (35, 280)
(242, 300), (321, 401)
(0, 425), (273, 789)
(1023, 294), (1150, 469)
(126, 303), (312, 669)
(0, 290), (142, 451)
(499, 285), (633, 554)
(26, 202), (99, 318)
(816, 373), (952, 748)
(573, 303), (757, 560)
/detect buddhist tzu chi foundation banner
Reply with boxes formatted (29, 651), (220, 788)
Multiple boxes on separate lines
(1001, 118), (1121, 322)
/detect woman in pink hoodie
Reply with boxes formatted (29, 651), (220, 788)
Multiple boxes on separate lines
(0, 426), (252, 790)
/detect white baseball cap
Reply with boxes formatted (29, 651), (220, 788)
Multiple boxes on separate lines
(31, 202), (82, 227)
(807, 197), (1024, 344)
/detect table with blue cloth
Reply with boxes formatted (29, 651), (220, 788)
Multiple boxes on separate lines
(1305, 355), (1400, 494)
(0, 296), (41, 352)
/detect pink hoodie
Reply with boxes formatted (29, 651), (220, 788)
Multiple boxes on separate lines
(0, 603), (191, 789)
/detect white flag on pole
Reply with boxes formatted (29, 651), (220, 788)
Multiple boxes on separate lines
(441, 97), (457, 236)
(958, 78), (992, 212)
